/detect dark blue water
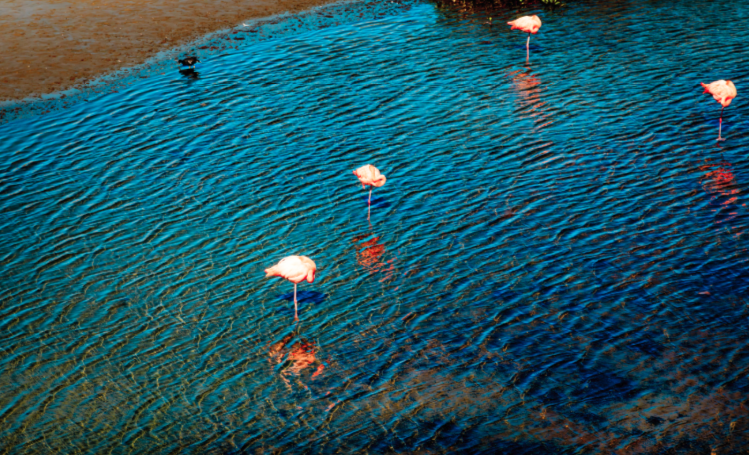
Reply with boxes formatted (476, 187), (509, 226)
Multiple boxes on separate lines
(2, 0), (749, 453)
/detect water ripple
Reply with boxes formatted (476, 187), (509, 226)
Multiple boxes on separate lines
(1, 0), (749, 453)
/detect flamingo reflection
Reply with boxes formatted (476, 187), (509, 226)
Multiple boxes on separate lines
(701, 160), (735, 192)
(269, 333), (325, 390)
(353, 233), (396, 281)
(511, 69), (540, 98)
(700, 159), (741, 226)
(508, 68), (551, 129)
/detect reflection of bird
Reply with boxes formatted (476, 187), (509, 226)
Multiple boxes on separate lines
(507, 15), (542, 62)
(269, 335), (325, 389)
(701, 80), (737, 141)
(699, 160), (740, 226)
(178, 68), (199, 79)
(177, 56), (200, 68)
(510, 69), (541, 101)
(353, 164), (387, 220)
(355, 235), (386, 270)
(508, 69), (550, 128)
(286, 339), (324, 378)
(265, 256), (317, 320)
(353, 233), (396, 281)
(715, 169), (735, 185)
(701, 160), (736, 191)
(269, 334), (293, 364)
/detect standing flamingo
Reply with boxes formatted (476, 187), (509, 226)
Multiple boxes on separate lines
(507, 15), (542, 62)
(701, 80), (737, 141)
(264, 255), (316, 320)
(353, 164), (387, 220)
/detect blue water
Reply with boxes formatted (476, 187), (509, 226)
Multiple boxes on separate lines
(1, 0), (749, 453)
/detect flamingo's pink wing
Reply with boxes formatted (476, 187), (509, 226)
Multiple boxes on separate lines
(265, 265), (282, 277)
(508, 16), (540, 33)
(372, 172), (387, 188)
(265, 256), (309, 283)
(354, 164), (382, 186)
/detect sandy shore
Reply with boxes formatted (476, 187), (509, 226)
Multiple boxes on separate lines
(0, 0), (340, 101)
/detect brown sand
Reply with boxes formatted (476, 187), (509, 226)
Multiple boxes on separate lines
(0, 0), (339, 101)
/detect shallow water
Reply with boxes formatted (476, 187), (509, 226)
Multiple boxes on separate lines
(1, 0), (749, 453)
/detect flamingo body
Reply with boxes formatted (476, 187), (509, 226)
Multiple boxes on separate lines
(265, 255), (316, 284)
(353, 164), (387, 220)
(507, 15), (542, 62)
(701, 80), (737, 140)
(701, 80), (737, 108)
(353, 164), (387, 189)
(265, 255), (316, 319)
(507, 15), (542, 34)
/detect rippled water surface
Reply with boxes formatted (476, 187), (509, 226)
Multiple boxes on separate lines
(2, 0), (749, 453)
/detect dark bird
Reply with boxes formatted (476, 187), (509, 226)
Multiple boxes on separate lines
(176, 56), (200, 68)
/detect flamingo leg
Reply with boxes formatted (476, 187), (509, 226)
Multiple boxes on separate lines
(368, 187), (372, 220)
(294, 283), (298, 320)
(718, 106), (725, 141)
(527, 34), (530, 62)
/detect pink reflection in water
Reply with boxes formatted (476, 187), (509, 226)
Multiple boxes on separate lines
(353, 233), (396, 282)
(508, 68), (553, 131)
(269, 335), (325, 390)
(699, 160), (742, 227)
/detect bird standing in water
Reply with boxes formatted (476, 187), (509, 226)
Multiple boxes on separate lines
(265, 256), (317, 320)
(701, 80), (737, 141)
(353, 164), (387, 220)
(507, 15), (542, 62)
(177, 56), (200, 68)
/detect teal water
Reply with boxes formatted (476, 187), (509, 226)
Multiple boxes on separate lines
(1, 0), (748, 453)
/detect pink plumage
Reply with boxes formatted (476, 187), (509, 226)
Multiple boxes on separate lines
(701, 80), (737, 108)
(507, 15), (542, 34)
(265, 255), (316, 284)
(353, 164), (387, 220)
(265, 255), (316, 319)
(507, 15), (542, 62)
(700, 80), (737, 141)
(353, 164), (387, 189)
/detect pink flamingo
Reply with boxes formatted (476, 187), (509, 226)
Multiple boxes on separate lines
(507, 15), (542, 62)
(701, 80), (737, 141)
(264, 255), (316, 320)
(353, 164), (387, 219)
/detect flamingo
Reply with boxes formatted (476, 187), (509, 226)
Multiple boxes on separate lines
(701, 80), (737, 141)
(264, 255), (316, 320)
(353, 164), (387, 220)
(507, 15), (542, 62)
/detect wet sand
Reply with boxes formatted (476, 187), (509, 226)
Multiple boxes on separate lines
(0, 0), (340, 102)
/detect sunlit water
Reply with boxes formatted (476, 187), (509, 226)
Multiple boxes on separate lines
(2, 0), (749, 453)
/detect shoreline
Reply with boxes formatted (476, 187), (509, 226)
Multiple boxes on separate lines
(0, 0), (347, 102)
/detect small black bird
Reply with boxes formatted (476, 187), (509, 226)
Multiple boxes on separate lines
(176, 56), (200, 68)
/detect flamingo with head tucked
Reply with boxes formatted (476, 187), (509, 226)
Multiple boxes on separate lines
(353, 164), (387, 220)
(265, 255), (316, 320)
(508, 15), (542, 62)
(701, 80), (737, 141)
